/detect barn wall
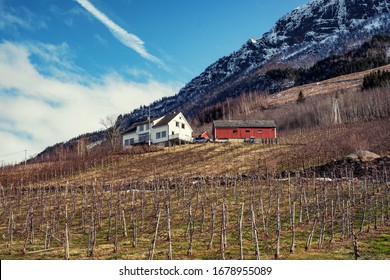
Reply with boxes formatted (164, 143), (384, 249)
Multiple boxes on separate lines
(215, 127), (276, 139)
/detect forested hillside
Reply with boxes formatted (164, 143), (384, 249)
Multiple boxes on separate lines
(265, 34), (390, 92)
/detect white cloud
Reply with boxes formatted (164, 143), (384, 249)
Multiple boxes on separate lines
(75, 0), (164, 67)
(0, 41), (181, 164)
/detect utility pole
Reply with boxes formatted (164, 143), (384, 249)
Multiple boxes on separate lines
(24, 149), (27, 166)
(148, 106), (151, 146)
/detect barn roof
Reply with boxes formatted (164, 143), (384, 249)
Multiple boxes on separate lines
(213, 120), (276, 128)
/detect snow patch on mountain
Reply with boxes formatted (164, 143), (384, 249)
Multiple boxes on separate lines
(118, 0), (390, 130)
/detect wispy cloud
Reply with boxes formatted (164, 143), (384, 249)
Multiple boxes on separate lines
(0, 41), (181, 164)
(75, 0), (164, 67)
(0, 1), (47, 32)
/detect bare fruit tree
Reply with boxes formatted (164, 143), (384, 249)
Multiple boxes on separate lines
(100, 114), (121, 151)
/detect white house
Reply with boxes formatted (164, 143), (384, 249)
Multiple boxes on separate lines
(122, 112), (193, 147)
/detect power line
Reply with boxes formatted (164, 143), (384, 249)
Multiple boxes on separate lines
(0, 150), (26, 158)
(0, 147), (46, 158)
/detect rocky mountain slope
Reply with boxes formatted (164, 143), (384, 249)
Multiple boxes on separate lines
(117, 0), (390, 130)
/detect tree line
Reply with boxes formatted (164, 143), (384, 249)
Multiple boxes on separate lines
(265, 34), (390, 91)
(362, 70), (390, 90)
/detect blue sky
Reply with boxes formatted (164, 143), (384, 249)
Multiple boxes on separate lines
(0, 0), (309, 164)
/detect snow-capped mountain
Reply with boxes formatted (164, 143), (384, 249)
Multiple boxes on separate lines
(119, 0), (390, 129)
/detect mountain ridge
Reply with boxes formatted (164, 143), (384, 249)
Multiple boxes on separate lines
(117, 0), (390, 130)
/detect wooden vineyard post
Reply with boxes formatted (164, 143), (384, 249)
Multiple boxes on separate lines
(97, 194), (103, 229)
(346, 200), (352, 239)
(149, 210), (161, 260)
(303, 186), (310, 224)
(49, 211), (57, 249)
(81, 186), (87, 233)
(330, 200), (335, 244)
(381, 197), (385, 226)
(220, 202), (226, 260)
(87, 210), (96, 257)
(305, 217), (318, 252)
(359, 189), (367, 234)
(318, 208), (326, 249)
(0, 184), (6, 210)
(366, 197), (373, 233)
(259, 196), (267, 236)
(201, 202), (205, 233)
(352, 232), (360, 260)
(299, 190), (303, 225)
(30, 206), (35, 245)
(7, 208), (14, 254)
(114, 210), (119, 253)
(132, 219), (137, 248)
(239, 203), (244, 260)
(44, 220), (50, 250)
(122, 209), (128, 238)
(107, 188), (113, 241)
(266, 179), (272, 233)
(341, 199), (348, 241)
(208, 203), (216, 250)
(385, 174), (389, 220)
(23, 206), (33, 254)
(166, 202), (172, 260)
(251, 201), (260, 260)
(250, 202), (257, 243)
(374, 197), (378, 230)
(290, 201), (295, 254)
(64, 204), (70, 260)
(275, 195), (280, 260)
(254, 227), (260, 260)
(222, 201), (228, 249)
(318, 182), (327, 250)
(187, 204), (194, 257)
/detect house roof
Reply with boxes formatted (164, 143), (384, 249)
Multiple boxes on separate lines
(122, 112), (184, 135)
(122, 125), (137, 134)
(122, 118), (151, 134)
(153, 111), (181, 128)
(213, 120), (276, 128)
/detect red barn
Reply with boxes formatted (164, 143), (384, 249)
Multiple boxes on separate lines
(213, 120), (277, 143)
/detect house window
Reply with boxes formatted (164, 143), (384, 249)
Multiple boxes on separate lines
(176, 122), (179, 127)
(139, 125), (144, 132)
(258, 130), (263, 134)
(245, 130), (250, 134)
(233, 130), (238, 135)
(182, 123), (185, 129)
(124, 139), (130, 146)
(145, 123), (149, 130)
(130, 138), (134, 144)
(156, 132), (161, 139)
(161, 131), (167, 138)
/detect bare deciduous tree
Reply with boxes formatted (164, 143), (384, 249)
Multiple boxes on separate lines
(100, 114), (121, 151)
